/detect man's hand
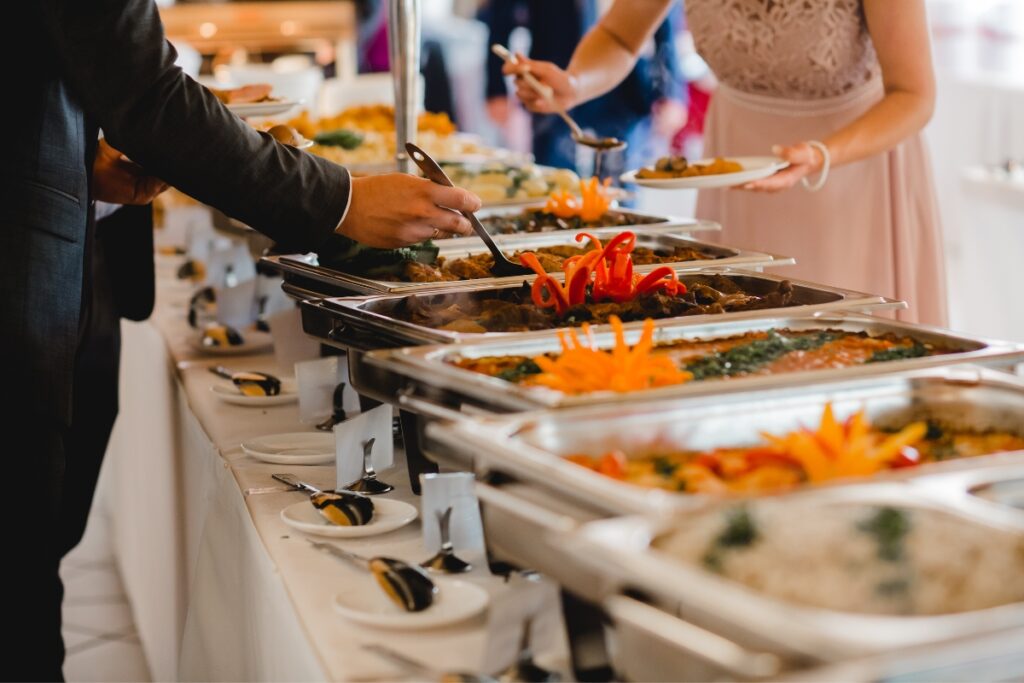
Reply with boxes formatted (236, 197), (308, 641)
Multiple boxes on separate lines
(92, 139), (169, 205)
(338, 174), (482, 248)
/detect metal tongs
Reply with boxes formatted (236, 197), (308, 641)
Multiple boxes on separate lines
(405, 142), (532, 277)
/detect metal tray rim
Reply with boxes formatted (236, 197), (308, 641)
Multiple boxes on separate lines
(367, 312), (1024, 411)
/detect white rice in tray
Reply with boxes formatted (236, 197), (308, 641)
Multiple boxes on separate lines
(655, 501), (1024, 615)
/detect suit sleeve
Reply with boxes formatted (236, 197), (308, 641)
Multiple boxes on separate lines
(40, 0), (350, 253)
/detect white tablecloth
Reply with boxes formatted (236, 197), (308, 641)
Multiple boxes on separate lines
(94, 256), (569, 681)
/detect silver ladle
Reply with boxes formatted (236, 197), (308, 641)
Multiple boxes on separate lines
(346, 438), (395, 495)
(492, 43), (627, 171)
(272, 473), (374, 527)
(308, 540), (437, 612)
(365, 643), (497, 683)
(420, 506), (473, 574)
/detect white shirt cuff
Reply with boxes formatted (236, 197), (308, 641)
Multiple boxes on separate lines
(333, 167), (354, 233)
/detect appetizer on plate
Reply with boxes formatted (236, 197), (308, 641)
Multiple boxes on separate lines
(209, 83), (279, 104)
(568, 403), (1024, 495)
(636, 155), (743, 179)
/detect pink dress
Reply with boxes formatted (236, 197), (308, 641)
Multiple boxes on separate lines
(686, 0), (948, 326)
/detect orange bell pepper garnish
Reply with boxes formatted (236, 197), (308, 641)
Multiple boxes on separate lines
(526, 316), (693, 395)
(543, 177), (614, 222)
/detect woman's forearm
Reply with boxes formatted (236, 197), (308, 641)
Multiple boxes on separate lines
(566, 0), (675, 106)
(823, 90), (934, 169)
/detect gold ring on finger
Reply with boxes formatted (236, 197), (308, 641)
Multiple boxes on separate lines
(431, 228), (440, 240)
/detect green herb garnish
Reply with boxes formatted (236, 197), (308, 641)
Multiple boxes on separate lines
(497, 359), (542, 382)
(685, 330), (842, 380)
(653, 456), (679, 478)
(866, 342), (929, 363)
(857, 507), (911, 562)
(702, 507), (759, 572)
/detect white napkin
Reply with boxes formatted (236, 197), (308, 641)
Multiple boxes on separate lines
(334, 404), (395, 489)
(419, 472), (486, 555)
(205, 243), (255, 289)
(267, 307), (319, 376)
(214, 277), (258, 330)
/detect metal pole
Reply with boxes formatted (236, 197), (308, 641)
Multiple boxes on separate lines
(388, 0), (421, 174)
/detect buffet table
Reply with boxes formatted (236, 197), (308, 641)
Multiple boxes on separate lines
(93, 254), (569, 682)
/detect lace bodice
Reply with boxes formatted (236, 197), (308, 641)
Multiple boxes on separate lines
(685, 0), (880, 99)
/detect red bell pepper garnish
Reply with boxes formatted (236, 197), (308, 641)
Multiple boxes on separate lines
(596, 450), (629, 479)
(520, 252), (571, 314)
(635, 267), (685, 296)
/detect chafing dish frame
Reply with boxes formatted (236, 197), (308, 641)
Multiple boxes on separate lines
(363, 311), (1024, 413)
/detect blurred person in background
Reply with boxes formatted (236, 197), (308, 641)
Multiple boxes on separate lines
(482, 0), (687, 179)
(2, 2), (479, 678)
(504, 0), (946, 325)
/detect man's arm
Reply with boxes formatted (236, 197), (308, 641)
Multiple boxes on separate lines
(41, 0), (348, 253)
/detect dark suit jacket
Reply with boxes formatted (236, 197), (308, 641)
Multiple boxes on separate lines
(1, 1), (352, 425)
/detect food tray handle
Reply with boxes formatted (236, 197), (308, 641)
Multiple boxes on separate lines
(397, 388), (486, 422)
(475, 482), (578, 535)
(604, 595), (783, 680)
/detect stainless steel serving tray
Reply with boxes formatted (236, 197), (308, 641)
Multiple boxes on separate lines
(365, 312), (1024, 413)
(299, 268), (904, 354)
(427, 366), (1024, 518)
(263, 227), (749, 298)
(566, 482), (1024, 669)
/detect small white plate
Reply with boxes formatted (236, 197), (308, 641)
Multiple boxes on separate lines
(621, 156), (790, 189)
(333, 578), (489, 629)
(187, 330), (274, 356)
(242, 432), (335, 465)
(281, 498), (418, 538)
(210, 379), (297, 407)
(227, 100), (301, 118)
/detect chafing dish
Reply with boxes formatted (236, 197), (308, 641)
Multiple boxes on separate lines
(561, 481), (1024, 679)
(263, 228), (760, 298)
(362, 312), (1024, 413)
(429, 367), (1024, 517)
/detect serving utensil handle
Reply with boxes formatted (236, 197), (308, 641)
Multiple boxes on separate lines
(209, 365), (235, 380)
(491, 44), (581, 139)
(271, 473), (317, 493)
(603, 595), (781, 680)
(308, 539), (370, 570)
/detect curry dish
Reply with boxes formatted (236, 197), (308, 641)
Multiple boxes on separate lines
(392, 274), (795, 333)
(480, 208), (667, 234)
(636, 155), (744, 179)
(394, 243), (720, 283)
(455, 327), (949, 384)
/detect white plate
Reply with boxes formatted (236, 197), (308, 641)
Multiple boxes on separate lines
(210, 379), (297, 407)
(281, 498), (418, 538)
(227, 100), (301, 118)
(621, 156), (790, 189)
(242, 432), (335, 465)
(333, 578), (489, 629)
(187, 330), (273, 356)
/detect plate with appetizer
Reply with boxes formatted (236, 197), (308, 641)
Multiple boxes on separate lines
(281, 498), (418, 538)
(622, 155), (789, 189)
(211, 82), (300, 118)
(187, 324), (274, 356)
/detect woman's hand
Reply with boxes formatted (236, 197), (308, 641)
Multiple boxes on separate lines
(740, 143), (825, 193)
(93, 139), (169, 205)
(338, 174), (482, 248)
(502, 53), (580, 113)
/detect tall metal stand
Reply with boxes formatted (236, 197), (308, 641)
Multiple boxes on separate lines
(388, 0), (421, 173)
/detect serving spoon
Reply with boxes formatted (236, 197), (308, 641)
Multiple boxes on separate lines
(308, 540), (437, 612)
(209, 366), (281, 396)
(492, 43), (626, 175)
(272, 473), (375, 527)
(406, 143), (533, 277)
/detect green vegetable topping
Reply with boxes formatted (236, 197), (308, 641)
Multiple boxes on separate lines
(857, 507), (911, 562)
(496, 359), (542, 382)
(313, 128), (364, 149)
(685, 330), (843, 380)
(316, 234), (439, 278)
(653, 456), (678, 478)
(702, 507), (759, 572)
(866, 342), (929, 363)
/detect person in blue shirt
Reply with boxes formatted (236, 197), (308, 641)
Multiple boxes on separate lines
(482, 0), (686, 179)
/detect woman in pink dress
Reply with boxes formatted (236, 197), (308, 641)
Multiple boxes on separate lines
(506, 0), (947, 325)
